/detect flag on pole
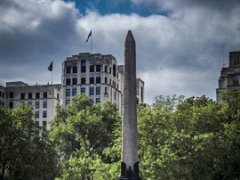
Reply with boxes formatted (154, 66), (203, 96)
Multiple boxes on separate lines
(48, 61), (53, 71)
(85, 30), (92, 42)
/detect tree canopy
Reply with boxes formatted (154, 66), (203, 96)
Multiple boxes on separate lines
(0, 105), (58, 180)
(1, 92), (240, 179)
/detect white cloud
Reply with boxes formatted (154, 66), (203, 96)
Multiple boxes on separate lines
(1, 0), (240, 103)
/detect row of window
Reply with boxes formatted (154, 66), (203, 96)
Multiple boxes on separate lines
(66, 77), (102, 85)
(65, 62), (117, 77)
(35, 111), (47, 118)
(65, 87), (102, 96)
(8, 92), (48, 99)
(35, 120), (47, 127)
(231, 58), (240, 65)
(0, 91), (4, 98)
(65, 97), (101, 106)
(9, 101), (48, 109)
(65, 77), (119, 89)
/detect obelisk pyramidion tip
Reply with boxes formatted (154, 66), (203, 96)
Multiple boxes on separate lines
(125, 30), (135, 42)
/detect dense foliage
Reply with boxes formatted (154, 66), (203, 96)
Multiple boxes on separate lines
(50, 95), (121, 180)
(1, 92), (240, 179)
(0, 105), (58, 180)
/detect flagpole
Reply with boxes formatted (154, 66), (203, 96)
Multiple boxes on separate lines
(51, 67), (53, 85)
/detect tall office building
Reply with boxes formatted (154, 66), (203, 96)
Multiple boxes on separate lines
(62, 52), (124, 112)
(4, 81), (61, 130)
(217, 51), (240, 101)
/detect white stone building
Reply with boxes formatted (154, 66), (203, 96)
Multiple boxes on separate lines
(0, 52), (144, 130)
(62, 52), (124, 112)
(0, 85), (5, 107)
(217, 51), (240, 101)
(4, 81), (61, 130)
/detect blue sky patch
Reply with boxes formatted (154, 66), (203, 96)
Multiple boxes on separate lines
(64, 0), (167, 17)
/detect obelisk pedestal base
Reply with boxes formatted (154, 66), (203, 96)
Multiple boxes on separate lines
(119, 162), (141, 180)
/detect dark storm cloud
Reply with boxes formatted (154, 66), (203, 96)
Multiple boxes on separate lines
(0, 0), (88, 84)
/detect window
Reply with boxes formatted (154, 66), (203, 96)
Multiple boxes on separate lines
(96, 77), (101, 84)
(9, 102), (13, 109)
(43, 121), (47, 126)
(57, 93), (60, 100)
(66, 78), (71, 85)
(72, 88), (77, 96)
(66, 89), (71, 96)
(10, 92), (14, 98)
(104, 87), (108, 94)
(35, 121), (39, 126)
(21, 93), (25, 100)
(72, 78), (77, 85)
(105, 77), (107, 84)
(0, 91), (1, 97)
(89, 87), (94, 95)
(43, 111), (47, 118)
(43, 101), (47, 108)
(28, 93), (32, 99)
(90, 65), (95, 72)
(81, 78), (86, 84)
(96, 65), (101, 72)
(109, 67), (112, 74)
(113, 64), (116, 76)
(96, 87), (101, 95)
(66, 67), (71, 74)
(65, 100), (70, 106)
(36, 92), (40, 99)
(73, 66), (78, 73)
(81, 60), (86, 73)
(2, 92), (4, 98)
(105, 65), (107, 72)
(81, 87), (85, 94)
(96, 98), (101, 104)
(233, 79), (239, 86)
(35, 101), (40, 109)
(43, 92), (48, 98)
(35, 111), (39, 119)
(28, 101), (32, 106)
(90, 77), (94, 84)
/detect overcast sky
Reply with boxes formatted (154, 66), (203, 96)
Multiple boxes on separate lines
(1, 0), (240, 103)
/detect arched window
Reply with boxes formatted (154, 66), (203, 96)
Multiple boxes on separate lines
(81, 60), (86, 73)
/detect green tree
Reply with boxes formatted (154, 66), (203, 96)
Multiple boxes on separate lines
(0, 105), (58, 180)
(50, 95), (121, 179)
(138, 94), (240, 180)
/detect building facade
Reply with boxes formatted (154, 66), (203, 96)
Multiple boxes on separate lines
(0, 85), (5, 106)
(137, 78), (144, 104)
(3, 81), (61, 130)
(62, 53), (124, 112)
(0, 52), (144, 129)
(217, 51), (240, 101)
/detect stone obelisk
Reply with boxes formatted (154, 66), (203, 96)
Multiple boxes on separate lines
(119, 30), (140, 179)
